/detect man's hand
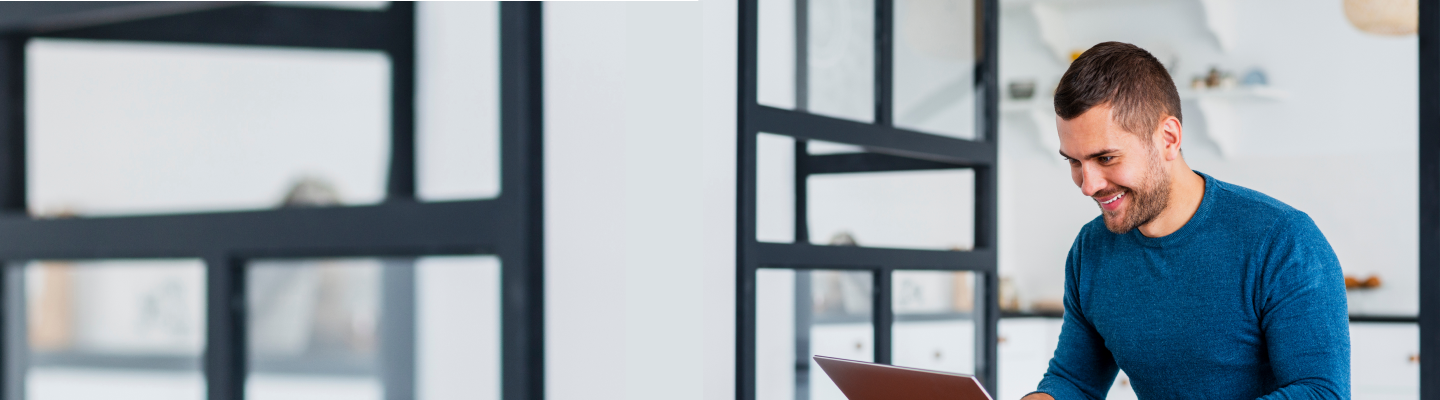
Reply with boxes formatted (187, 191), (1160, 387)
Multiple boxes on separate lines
(1020, 393), (1055, 400)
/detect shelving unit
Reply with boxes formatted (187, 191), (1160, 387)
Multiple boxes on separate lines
(1002, 0), (1236, 63)
(1180, 86), (1287, 157)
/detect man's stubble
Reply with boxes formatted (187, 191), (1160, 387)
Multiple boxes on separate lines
(1102, 147), (1172, 234)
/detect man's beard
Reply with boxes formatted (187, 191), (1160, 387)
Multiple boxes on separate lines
(1101, 151), (1171, 234)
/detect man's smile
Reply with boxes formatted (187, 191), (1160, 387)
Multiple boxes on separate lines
(1097, 191), (1125, 211)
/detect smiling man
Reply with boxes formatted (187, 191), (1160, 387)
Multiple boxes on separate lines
(1019, 42), (1349, 400)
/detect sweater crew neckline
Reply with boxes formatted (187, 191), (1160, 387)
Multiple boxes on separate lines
(1128, 170), (1214, 248)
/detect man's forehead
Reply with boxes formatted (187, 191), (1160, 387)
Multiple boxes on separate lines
(1057, 106), (1142, 158)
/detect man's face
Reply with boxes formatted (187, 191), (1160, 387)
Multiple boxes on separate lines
(1057, 104), (1171, 234)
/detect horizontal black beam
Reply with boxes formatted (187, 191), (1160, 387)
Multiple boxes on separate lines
(0, 200), (510, 260)
(36, 4), (394, 51)
(752, 242), (995, 271)
(751, 105), (996, 166)
(812, 311), (976, 325)
(804, 152), (967, 175)
(1349, 315), (1420, 323)
(0, 2), (237, 35)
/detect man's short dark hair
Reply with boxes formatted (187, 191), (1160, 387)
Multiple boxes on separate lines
(1054, 42), (1182, 137)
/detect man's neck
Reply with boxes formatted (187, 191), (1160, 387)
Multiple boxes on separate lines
(1137, 162), (1205, 238)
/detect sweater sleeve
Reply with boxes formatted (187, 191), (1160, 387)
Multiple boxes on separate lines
(1033, 232), (1118, 400)
(1254, 212), (1350, 400)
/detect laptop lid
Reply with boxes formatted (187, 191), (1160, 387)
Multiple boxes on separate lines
(812, 355), (993, 400)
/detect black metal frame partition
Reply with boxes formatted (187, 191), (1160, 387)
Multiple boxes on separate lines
(1420, 1), (1439, 398)
(0, 3), (544, 400)
(735, 0), (999, 397)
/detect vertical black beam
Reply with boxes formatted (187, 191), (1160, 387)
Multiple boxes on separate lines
(1419, 0), (1439, 397)
(976, 0), (998, 144)
(0, 35), (24, 400)
(379, 259), (416, 400)
(0, 36), (24, 214)
(793, 270), (812, 400)
(499, 4), (544, 400)
(872, 268), (892, 365)
(976, 0), (1000, 392)
(738, 0), (761, 398)
(976, 271), (999, 395)
(203, 255), (245, 400)
(3, 264), (26, 400)
(385, 3), (417, 201)
(794, 0), (808, 111)
(874, 0), (893, 126)
(794, 141), (809, 244)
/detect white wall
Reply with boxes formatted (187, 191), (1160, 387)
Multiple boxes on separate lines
(997, 0), (1419, 316)
(544, 2), (736, 400)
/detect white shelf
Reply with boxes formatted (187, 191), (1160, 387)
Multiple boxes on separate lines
(1178, 86), (1288, 101)
(1181, 87), (1285, 158)
(1004, 0), (1236, 58)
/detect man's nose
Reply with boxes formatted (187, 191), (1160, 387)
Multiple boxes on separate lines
(1078, 165), (1105, 197)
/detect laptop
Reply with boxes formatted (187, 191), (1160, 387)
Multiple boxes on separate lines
(812, 355), (994, 400)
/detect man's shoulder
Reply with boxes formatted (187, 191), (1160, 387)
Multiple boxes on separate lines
(1202, 174), (1327, 249)
(1206, 175), (1298, 217)
(1204, 173), (1310, 226)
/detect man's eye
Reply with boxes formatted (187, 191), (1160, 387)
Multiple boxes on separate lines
(1098, 156), (1115, 163)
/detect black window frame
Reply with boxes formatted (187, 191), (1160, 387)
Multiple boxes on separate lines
(735, 0), (1000, 397)
(0, 3), (544, 400)
(1419, 2), (1438, 398)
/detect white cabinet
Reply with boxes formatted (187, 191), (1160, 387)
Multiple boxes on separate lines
(997, 319), (1420, 400)
(997, 318), (1062, 400)
(809, 323), (874, 400)
(1351, 323), (1419, 399)
(893, 320), (977, 375)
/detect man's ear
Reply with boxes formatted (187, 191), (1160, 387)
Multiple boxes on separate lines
(1154, 116), (1183, 161)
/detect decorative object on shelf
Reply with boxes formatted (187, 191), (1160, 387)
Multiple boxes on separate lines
(1008, 79), (1036, 100)
(1197, 66), (1237, 90)
(1240, 68), (1268, 87)
(1343, 0), (1417, 36)
(1344, 274), (1383, 290)
(281, 175), (341, 207)
(829, 231), (858, 246)
(950, 272), (974, 312)
(998, 276), (1019, 312)
(1031, 297), (1063, 314)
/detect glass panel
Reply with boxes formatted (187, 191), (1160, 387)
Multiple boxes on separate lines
(246, 256), (499, 400)
(757, 0), (797, 109)
(757, 133), (796, 243)
(757, 0), (875, 123)
(756, 269), (873, 400)
(808, 0), (875, 122)
(414, 256), (501, 400)
(14, 259), (206, 400)
(893, 0), (977, 139)
(891, 270), (976, 374)
(27, 39), (390, 217)
(808, 168), (975, 250)
(416, 2), (502, 201)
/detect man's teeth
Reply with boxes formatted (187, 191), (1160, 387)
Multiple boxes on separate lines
(1101, 192), (1124, 205)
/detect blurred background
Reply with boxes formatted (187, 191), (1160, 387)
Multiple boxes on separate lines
(0, 1), (1424, 400)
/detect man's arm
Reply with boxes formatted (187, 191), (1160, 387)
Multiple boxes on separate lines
(1028, 236), (1119, 400)
(1255, 212), (1349, 399)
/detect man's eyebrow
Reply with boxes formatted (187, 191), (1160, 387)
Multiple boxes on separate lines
(1058, 149), (1121, 160)
(1085, 149), (1120, 159)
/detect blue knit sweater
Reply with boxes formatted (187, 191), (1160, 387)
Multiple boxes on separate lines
(1033, 172), (1349, 399)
